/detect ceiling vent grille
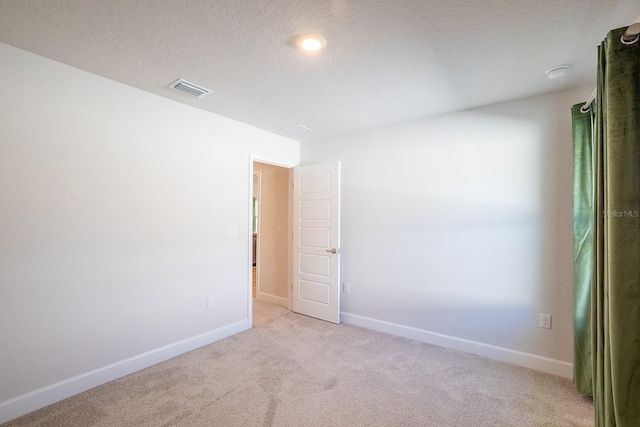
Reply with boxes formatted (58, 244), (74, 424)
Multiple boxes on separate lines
(169, 79), (211, 98)
(281, 124), (314, 136)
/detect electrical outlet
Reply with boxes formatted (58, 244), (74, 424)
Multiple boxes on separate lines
(207, 295), (216, 308)
(540, 313), (552, 329)
(343, 282), (350, 293)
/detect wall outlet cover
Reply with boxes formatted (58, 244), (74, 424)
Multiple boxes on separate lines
(540, 314), (552, 329)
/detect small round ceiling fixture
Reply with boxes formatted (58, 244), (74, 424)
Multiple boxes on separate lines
(546, 65), (570, 80)
(296, 33), (326, 52)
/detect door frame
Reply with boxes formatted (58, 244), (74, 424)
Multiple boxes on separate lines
(253, 169), (261, 300)
(247, 155), (294, 327)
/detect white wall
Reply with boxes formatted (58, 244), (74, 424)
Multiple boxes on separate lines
(301, 86), (593, 377)
(253, 162), (290, 306)
(0, 42), (298, 422)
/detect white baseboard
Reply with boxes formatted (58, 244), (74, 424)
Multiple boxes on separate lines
(257, 292), (287, 308)
(341, 312), (573, 379)
(0, 320), (249, 424)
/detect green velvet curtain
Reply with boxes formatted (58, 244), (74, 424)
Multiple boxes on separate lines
(572, 27), (640, 426)
(571, 103), (593, 397)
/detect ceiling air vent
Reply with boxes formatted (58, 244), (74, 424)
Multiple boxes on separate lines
(281, 124), (314, 136)
(169, 79), (212, 98)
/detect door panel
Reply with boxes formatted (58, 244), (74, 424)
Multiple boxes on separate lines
(300, 280), (331, 304)
(300, 227), (331, 248)
(300, 200), (331, 220)
(292, 162), (341, 323)
(299, 253), (331, 276)
(300, 172), (331, 193)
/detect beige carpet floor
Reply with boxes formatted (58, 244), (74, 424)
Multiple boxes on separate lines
(5, 300), (593, 426)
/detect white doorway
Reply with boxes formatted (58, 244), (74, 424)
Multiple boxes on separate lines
(252, 162), (292, 317)
(248, 160), (342, 326)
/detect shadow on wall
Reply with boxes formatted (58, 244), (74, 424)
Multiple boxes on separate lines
(304, 96), (577, 360)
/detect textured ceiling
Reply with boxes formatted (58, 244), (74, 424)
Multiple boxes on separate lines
(0, 1), (638, 142)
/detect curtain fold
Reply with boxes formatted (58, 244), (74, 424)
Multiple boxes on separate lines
(573, 27), (640, 426)
(571, 103), (594, 397)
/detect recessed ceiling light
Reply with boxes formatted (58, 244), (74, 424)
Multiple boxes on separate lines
(296, 33), (326, 52)
(545, 65), (570, 80)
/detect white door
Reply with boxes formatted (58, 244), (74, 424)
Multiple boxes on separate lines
(292, 162), (341, 323)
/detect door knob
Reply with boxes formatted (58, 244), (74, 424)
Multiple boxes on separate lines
(326, 248), (338, 253)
